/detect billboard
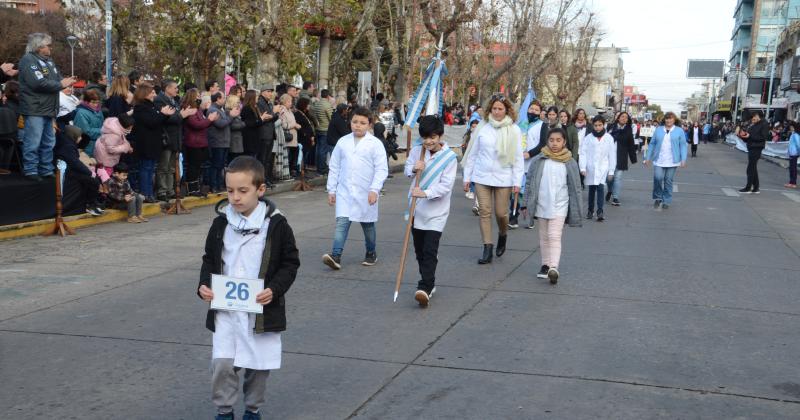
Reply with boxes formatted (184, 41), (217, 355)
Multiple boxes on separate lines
(687, 60), (725, 79)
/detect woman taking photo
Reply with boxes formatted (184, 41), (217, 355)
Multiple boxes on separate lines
(181, 88), (219, 197)
(737, 110), (769, 194)
(131, 82), (175, 202)
(462, 95), (524, 264)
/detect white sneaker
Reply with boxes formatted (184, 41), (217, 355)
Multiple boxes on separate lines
(472, 206), (479, 216)
(547, 267), (559, 284)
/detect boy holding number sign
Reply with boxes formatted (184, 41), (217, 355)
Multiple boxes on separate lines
(197, 156), (300, 420)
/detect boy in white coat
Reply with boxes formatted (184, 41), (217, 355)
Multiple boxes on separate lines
(579, 115), (617, 222)
(405, 116), (458, 306)
(323, 107), (389, 269)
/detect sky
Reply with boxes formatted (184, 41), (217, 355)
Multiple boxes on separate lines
(591, 0), (736, 112)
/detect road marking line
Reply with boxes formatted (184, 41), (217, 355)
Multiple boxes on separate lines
(722, 188), (740, 197)
(783, 192), (800, 203)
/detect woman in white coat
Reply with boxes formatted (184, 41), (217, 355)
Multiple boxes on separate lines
(323, 107), (389, 269)
(579, 115), (617, 222)
(462, 96), (524, 264)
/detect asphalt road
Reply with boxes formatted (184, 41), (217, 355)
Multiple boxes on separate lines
(2, 141), (799, 419)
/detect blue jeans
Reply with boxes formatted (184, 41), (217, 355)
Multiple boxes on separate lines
(610, 169), (625, 199)
(21, 115), (56, 176)
(587, 184), (605, 213)
(332, 217), (376, 256)
(315, 133), (330, 174)
(139, 159), (157, 197)
(208, 147), (229, 191)
(653, 166), (677, 204)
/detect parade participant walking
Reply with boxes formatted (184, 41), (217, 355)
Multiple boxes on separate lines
(560, 110), (579, 155)
(737, 110), (768, 194)
(689, 122), (701, 157)
(404, 116), (457, 306)
(573, 108), (589, 188)
(509, 101), (546, 229)
(18, 32), (76, 181)
(644, 112), (687, 209)
(786, 121), (799, 188)
(462, 95), (524, 264)
(197, 156), (300, 420)
(524, 128), (583, 284)
(606, 111), (637, 206)
(322, 107), (389, 269)
(579, 115), (616, 221)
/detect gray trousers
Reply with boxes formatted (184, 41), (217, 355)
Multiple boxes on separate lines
(211, 358), (270, 414)
(127, 193), (143, 217)
(156, 149), (177, 196)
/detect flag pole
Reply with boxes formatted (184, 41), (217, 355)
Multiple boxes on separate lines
(393, 144), (426, 302)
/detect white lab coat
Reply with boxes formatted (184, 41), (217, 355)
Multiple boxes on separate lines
(327, 133), (389, 223)
(579, 132), (617, 186)
(463, 123), (524, 187)
(525, 120), (544, 172)
(212, 212), (281, 370)
(404, 145), (457, 232)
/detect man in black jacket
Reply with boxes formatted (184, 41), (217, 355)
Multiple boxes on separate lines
(154, 79), (196, 200)
(257, 86), (276, 186)
(54, 126), (103, 216)
(738, 110), (769, 194)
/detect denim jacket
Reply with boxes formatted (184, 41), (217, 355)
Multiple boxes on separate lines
(789, 132), (800, 157)
(645, 126), (688, 164)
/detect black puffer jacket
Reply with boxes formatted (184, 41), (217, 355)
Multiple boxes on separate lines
(744, 119), (769, 149)
(199, 198), (300, 333)
(609, 123), (637, 170)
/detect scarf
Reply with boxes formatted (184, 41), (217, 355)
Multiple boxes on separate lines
(81, 101), (102, 113)
(462, 115), (517, 167)
(528, 113), (540, 124)
(574, 120), (586, 129)
(541, 146), (572, 163)
(225, 201), (267, 235)
(591, 128), (606, 138)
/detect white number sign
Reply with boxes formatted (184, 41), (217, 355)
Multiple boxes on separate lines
(210, 274), (263, 313)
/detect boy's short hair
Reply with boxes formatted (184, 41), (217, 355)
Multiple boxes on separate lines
(592, 115), (606, 124)
(114, 162), (129, 173)
(418, 115), (444, 138)
(226, 156), (265, 187)
(351, 106), (373, 122)
(470, 119), (480, 126)
(117, 113), (134, 129)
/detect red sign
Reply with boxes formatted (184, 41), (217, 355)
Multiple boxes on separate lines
(624, 86), (634, 95)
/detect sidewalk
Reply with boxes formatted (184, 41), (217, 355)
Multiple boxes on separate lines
(0, 155), (408, 241)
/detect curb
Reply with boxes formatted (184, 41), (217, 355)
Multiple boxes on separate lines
(0, 160), (407, 241)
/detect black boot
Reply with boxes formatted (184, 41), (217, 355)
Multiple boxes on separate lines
(478, 244), (493, 264)
(496, 234), (507, 257)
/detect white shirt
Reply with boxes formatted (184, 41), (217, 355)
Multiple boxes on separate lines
(212, 207), (281, 370)
(525, 120), (544, 171)
(327, 133), (389, 223)
(692, 127), (700, 145)
(578, 132), (617, 186)
(655, 128), (679, 168)
(535, 159), (569, 219)
(404, 145), (457, 232)
(463, 123), (524, 187)
(58, 92), (80, 117)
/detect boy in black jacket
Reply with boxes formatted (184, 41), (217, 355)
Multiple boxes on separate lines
(197, 156), (300, 420)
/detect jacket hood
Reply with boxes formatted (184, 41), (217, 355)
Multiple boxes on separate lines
(215, 197), (281, 219)
(101, 117), (126, 136)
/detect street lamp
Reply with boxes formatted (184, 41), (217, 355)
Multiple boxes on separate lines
(375, 46), (384, 95)
(66, 35), (78, 77)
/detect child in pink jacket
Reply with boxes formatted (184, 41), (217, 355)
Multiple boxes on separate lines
(93, 114), (134, 182)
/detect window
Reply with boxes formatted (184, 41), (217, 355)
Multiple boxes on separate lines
(756, 57), (768, 72)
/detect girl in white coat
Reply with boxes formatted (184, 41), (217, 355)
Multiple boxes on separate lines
(323, 107), (389, 269)
(462, 96), (524, 264)
(579, 115), (617, 222)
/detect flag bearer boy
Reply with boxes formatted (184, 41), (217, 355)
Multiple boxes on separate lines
(405, 115), (458, 306)
(197, 156), (300, 420)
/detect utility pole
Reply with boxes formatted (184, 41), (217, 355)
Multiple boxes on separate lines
(104, 0), (112, 91)
(733, 51), (743, 122)
(766, 0), (789, 121)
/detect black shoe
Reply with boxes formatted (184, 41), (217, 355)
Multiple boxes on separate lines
(548, 267), (559, 284)
(143, 196), (158, 204)
(322, 254), (342, 270)
(586, 211), (594, 219)
(508, 216), (518, 229)
(86, 207), (102, 216)
(653, 199), (662, 209)
(661, 204), (670, 210)
(387, 174), (394, 179)
(41, 173), (55, 179)
(25, 174), (42, 182)
(611, 198), (620, 206)
(537, 265), (549, 279)
(243, 410), (262, 420)
(738, 187), (752, 194)
(496, 234), (507, 257)
(478, 244), (493, 264)
(93, 206), (105, 214)
(156, 193), (168, 202)
(596, 212), (605, 222)
(362, 251), (377, 266)
(605, 191), (612, 202)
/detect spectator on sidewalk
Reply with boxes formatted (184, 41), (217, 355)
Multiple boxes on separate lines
(94, 114), (134, 182)
(256, 86), (277, 185)
(737, 110), (769, 194)
(132, 82), (176, 203)
(154, 79), (196, 201)
(182, 88), (219, 197)
(785, 121), (799, 189)
(57, 85), (80, 128)
(18, 32), (76, 181)
(86, 71), (108, 102)
(105, 75), (133, 118)
(55, 125), (104, 216)
(208, 91), (238, 193)
(105, 162), (146, 223)
(73, 89), (104, 156)
(226, 94), (246, 162)
(310, 89), (333, 175)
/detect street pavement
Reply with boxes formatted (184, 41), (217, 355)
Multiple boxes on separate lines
(2, 142), (799, 419)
